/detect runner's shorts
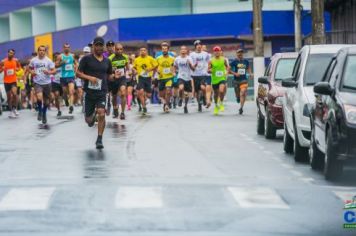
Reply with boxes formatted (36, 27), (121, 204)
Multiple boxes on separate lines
(178, 79), (193, 93)
(60, 77), (75, 86)
(158, 78), (173, 92)
(212, 80), (227, 90)
(137, 76), (152, 94)
(84, 93), (106, 117)
(34, 83), (52, 99)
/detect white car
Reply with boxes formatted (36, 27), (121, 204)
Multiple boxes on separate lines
(281, 44), (352, 162)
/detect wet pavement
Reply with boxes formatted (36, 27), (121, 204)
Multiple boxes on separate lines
(0, 102), (355, 236)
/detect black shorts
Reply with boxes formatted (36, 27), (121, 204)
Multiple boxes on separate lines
(52, 82), (63, 95)
(4, 82), (17, 93)
(158, 78), (173, 91)
(137, 76), (152, 93)
(126, 79), (136, 87)
(34, 83), (52, 99)
(60, 77), (75, 87)
(178, 79), (193, 93)
(84, 93), (106, 118)
(172, 78), (179, 88)
(109, 77), (126, 94)
(192, 76), (208, 92)
(212, 80), (227, 90)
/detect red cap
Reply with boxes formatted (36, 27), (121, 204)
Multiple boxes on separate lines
(213, 46), (222, 52)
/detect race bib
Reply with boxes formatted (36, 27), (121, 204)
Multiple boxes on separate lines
(238, 69), (246, 75)
(215, 71), (224, 77)
(88, 79), (102, 90)
(6, 69), (14, 76)
(65, 64), (73, 71)
(140, 71), (149, 77)
(36, 67), (46, 75)
(116, 68), (125, 75)
(196, 63), (203, 70)
(163, 67), (171, 74)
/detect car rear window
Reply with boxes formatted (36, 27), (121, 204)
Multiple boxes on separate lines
(304, 54), (333, 86)
(342, 55), (356, 92)
(274, 58), (296, 80)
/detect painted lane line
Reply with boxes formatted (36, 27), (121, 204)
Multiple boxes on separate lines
(227, 187), (289, 209)
(0, 187), (55, 211)
(115, 186), (163, 209)
(333, 191), (356, 202)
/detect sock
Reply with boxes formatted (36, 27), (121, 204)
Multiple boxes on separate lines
(97, 135), (102, 141)
(127, 95), (132, 107)
(43, 104), (48, 115)
(37, 101), (43, 113)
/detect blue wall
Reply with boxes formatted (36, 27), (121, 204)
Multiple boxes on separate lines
(0, 0), (50, 15)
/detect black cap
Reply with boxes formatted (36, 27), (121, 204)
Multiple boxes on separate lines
(194, 40), (202, 46)
(93, 37), (105, 46)
(88, 41), (93, 47)
(106, 40), (115, 46)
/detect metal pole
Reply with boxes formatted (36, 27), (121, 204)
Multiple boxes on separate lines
(252, 0), (265, 100)
(311, 0), (326, 44)
(294, 0), (302, 51)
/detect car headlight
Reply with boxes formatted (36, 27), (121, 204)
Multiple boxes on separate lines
(274, 96), (284, 106)
(303, 103), (312, 117)
(344, 105), (356, 125)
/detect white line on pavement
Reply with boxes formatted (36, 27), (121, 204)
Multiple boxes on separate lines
(227, 187), (289, 209)
(0, 187), (55, 211)
(333, 191), (356, 202)
(115, 186), (163, 209)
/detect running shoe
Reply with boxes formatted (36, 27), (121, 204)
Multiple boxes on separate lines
(14, 109), (19, 116)
(9, 110), (17, 119)
(184, 106), (188, 114)
(42, 113), (47, 124)
(37, 112), (42, 121)
(113, 108), (119, 118)
(142, 107), (147, 115)
(239, 107), (244, 115)
(96, 137), (104, 149)
(213, 106), (219, 115)
(198, 103), (202, 112)
(69, 106), (74, 114)
(57, 110), (62, 117)
(219, 103), (225, 112)
(178, 99), (183, 107)
(120, 112), (125, 120)
(236, 97), (241, 104)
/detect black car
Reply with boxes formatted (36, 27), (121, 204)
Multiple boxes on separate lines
(310, 47), (356, 180)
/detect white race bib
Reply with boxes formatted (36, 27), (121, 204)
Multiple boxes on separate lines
(115, 68), (125, 76)
(65, 64), (73, 71)
(215, 71), (224, 77)
(163, 68), (171, 74)
(238, 69), (246, 75)
(88, 79), (102, 90)
(6, 69), (14, 76)
(36, 67), (46, 75)
(140, 71), (149, 77)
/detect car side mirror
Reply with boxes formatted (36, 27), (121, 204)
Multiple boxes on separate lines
(314, 82), (334, 96)
(282, 77), (297, 88)
(258, 76), (269, 84)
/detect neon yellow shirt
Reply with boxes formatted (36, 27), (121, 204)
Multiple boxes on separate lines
(156, 55), (175, 80)
(134, 56), (158, 78)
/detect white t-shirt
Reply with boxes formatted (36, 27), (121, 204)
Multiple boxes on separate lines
(190, 51), (210, 76)
(29, 56), (55, 85)
(174, 56), (193, 81)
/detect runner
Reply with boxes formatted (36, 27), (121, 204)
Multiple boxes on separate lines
(126, 53), (136, 111)
(0, 49), (22, 118)
(173, 46), (195, 114)
(29, 45), (56, 124)
(156, 44), (175, 113)
(51, 52), (63, 117)
(24, 53), (37, 111)
(16, 61), (26, 109)
(103, 40), (115, 115)
(74, 54), (83, 106)
(76, 37), (113, 149)
(108, 43), (129, 119)
(208, 46), (229, 115)
(103, 40), (115, 58)
(229, 49), (251, 115)
(56, 43), (77, 114)
(133, 47), (158, 115)
(190, 40), (211, 112)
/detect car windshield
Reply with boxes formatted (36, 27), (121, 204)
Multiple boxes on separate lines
(304, 54), (333, 86)
(274, 58), (296, 80)
(342, 55), (356, 92)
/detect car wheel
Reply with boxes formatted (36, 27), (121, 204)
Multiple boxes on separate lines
(257, 109), (265, 135)
(309, 121), (324, 170)
(293, 121), (309, 162)
(324, 128), (343, 180)
(264, 107), (277, 139)
(283, 121), (293, 154)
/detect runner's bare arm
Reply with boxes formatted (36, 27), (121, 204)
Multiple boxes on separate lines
(55, 54), (64, 68)
(208, 61), (212, 74)
(15, 60), (21, 72)
(188, 60), (195, 71)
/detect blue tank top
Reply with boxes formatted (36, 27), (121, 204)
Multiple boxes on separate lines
(61, 54), (75, 78)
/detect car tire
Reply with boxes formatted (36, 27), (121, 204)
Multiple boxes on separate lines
(283, 121), (294, 154)
(293, 120), (309, 162)
(324, 128), (343, 180)
(257, 109), (265, 135)
(309, 122), (324, 170)
(264, 107), (277, 139)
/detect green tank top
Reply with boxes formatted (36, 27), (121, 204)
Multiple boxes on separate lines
(211, 57), (227, 85)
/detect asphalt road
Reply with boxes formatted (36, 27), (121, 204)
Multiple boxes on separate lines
(0, 101), (355, 236)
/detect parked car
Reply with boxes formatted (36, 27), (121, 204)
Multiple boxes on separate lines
(281, 44), (351, 162)
(310, 46), (356, 180)
(257, 52), (298, 139)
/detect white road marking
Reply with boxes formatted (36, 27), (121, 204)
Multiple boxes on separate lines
(227, 187), (289, 209)
(0, 187), (55, 211)
(115, 187), (163, 208)
(333, 191), (356, 202)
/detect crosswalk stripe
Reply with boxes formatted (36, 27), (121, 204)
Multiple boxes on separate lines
(227, 187), (289, 209)
(115, 187), (163, 209)
(333, 191), (356, 202)
(0, 187), (55, 211)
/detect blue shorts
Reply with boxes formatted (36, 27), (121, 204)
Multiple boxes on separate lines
(60, 77), (75, 87)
